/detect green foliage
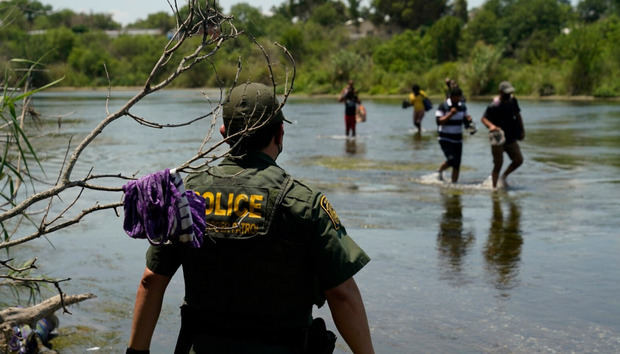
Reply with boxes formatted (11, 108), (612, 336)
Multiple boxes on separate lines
(461, 8), (503, 49)
(460, 41), (503, 95)
(0, 0), (618, 98)
(309, 1), (345, 26)
(372, 30), (433, 73)
(421, 61), (460, 94)
(502, 0), (568, 54)
(427, 16), (463, 62)
(279, 25), (306, 59)
(127, 11), (175, 32)
(371, 0), (448, 29)
(331, 49), (364, 84)
(1, 59), (62, 211)
(577, 0), (612, 22)
(452, 0), (469, 23)
(555, 25), (604, 94)
(230, 3), (267, 37)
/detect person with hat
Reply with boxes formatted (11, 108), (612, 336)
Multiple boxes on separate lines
(127, 82), (374, 354)
(481, 81), (525, 189)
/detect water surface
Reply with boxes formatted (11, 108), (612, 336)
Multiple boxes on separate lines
(10, 90), (620, 353)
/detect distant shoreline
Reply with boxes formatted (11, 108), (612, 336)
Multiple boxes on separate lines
(45, 86), (620, 102)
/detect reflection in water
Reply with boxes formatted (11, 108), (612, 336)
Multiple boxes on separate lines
(437, 192), (475, 285)
(344, 138), (366, 155)
(410, 132), (431, 151)
(484, 195), (523, 293)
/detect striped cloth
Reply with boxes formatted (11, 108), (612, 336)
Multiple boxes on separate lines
(435, 98), (468, 143)
(122, 169), (205, 247)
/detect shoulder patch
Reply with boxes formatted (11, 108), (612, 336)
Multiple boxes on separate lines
(320, 195), (341, 230)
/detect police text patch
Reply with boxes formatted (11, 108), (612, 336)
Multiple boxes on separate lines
(198, 187), (271, 239)
(320, 195), (341, 231)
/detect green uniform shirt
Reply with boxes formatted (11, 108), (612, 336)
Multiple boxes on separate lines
(146, 152), (369, 311)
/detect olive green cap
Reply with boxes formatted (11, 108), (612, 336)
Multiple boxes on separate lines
(222, 82), (290, 137)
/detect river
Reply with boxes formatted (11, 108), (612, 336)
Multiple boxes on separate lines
(12, 90), (620, 353)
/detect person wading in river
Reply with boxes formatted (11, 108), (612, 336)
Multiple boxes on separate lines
(405, 84), (429, 134)
(338, 80), (361, 138)
(435, 87), (475, 183)
(127, 82), (374, 354)
(481, 81), (525, 189)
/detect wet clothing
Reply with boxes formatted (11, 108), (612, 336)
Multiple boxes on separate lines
(436, 98), (470, 168)
(345, 114), (356, 134)
(483, 97), (522, 144)
(492, 141), (522, 166)
(439, 139), (463, 168)
(145, 152), (369, 353)
(122, 169), (206, 247)
(436, 98), (468, 143)
(342, 90), (359, 135)
(343, 91), (359, 116)
(409, 90), (428, 112)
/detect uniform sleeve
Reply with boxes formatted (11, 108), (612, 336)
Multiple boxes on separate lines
(146, 244), (182, 277)
(310, 193), (370, 291)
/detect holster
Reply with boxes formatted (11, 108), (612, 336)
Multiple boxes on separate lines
(174, 305), (195, 354)
(306, 318), (336, 354)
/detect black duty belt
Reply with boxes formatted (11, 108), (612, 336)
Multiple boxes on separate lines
(175, 305), (309, 353)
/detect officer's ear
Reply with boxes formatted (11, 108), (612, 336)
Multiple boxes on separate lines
(275, 123), (284, 145)
(219, 124), (226, 139)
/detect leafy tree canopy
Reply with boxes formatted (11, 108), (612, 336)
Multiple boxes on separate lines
(371, 0), (448, 29)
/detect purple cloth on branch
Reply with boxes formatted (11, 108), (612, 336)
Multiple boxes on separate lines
(122, 169), (205, 247)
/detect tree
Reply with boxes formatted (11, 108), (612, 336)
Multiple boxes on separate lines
(273, 0), (331, 20)
(128, 11), (176, 32)
(348, 0), (362, 20)
(577, 0), (611, 22)
(230, 3), (267, 37)
(461, 41), (502, 94)
(309, 1), (345, 26)
(452, 0), (468, 23)
(371, 0), (448, 29)
(372, 29), (434, 72)
(501, 0), (569, 54)
(427, 15), (463, 62)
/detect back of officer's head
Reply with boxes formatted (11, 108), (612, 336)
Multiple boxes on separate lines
(222, 82), (287, 154)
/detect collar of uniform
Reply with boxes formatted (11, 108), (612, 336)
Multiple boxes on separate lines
(221, 151), (279, 168)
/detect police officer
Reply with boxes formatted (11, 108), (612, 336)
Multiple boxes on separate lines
(127, 82), (374, 354)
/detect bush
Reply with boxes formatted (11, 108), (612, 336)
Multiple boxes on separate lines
(372, 30), (434, 73)
(460, 41), (503, 95)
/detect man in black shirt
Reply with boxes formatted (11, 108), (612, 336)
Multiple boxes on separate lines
(481, 81), (525, 189)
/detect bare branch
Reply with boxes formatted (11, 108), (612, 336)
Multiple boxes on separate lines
(0, 202), (122, 250)
(104, 62), (111, 116)
(0, 293), (95, 326)
(0, 258), (37, 273)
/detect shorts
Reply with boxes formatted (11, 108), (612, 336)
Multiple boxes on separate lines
(345, 114), (356, 131)
(439, 140), (462, 168)
(492, 141), (522, 165)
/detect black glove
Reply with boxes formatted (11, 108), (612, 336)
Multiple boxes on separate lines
(402, 100), (411, 109)
(126, 348), (150, 354)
